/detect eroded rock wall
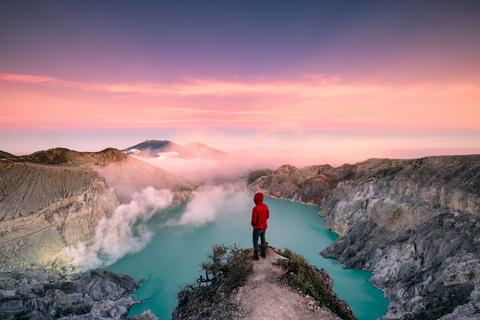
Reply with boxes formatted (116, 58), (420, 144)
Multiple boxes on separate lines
(248, 155), (480, 320)
(0, 161), (118, 272)
(247, 163), (355, 205)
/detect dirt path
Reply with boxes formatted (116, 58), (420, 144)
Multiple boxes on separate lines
(233, 247), (341, 320)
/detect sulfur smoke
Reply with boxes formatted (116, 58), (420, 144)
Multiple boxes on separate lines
(165, 185), (249, 228)
(129, 149), (274, 184)
(57, 185), (251, 273)
(58, 187), (173, 272)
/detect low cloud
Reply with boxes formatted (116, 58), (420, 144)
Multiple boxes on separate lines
(131, 151), (275, 184)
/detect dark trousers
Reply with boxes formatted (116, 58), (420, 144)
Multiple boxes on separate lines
(252, 228), (267, 258)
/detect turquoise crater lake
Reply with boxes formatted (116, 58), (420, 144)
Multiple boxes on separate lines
(106, 194), (389, 320)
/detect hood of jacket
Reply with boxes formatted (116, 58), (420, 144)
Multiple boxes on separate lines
(254, 192), (264, 205)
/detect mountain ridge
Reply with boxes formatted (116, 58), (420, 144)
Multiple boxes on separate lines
(7, 147), (128, 166)
(0, 150), (15, 159)
(124, 139), (238, 160)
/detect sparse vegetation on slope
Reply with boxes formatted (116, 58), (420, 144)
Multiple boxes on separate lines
(199, 243), (254, 291)
(281, 249), (356, 320)
(173, 244), (356, 320)
(173, 244), (253, 320)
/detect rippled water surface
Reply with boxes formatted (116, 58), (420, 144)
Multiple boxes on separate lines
(107, 194), (389, 320)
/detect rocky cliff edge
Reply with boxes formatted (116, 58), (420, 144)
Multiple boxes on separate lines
(248, 155), (480, 320)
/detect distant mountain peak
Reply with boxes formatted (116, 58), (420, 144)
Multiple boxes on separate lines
(124, 140), (230, 160)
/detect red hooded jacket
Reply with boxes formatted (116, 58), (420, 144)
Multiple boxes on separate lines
(251, 193), (269, 229)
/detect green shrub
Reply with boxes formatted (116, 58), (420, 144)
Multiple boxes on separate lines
(199, 243), (253, 291)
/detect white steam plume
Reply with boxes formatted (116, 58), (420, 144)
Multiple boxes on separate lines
(58, 187), (173, 272)
(131, 152), (272, 184)
(165, 185), (249, 227)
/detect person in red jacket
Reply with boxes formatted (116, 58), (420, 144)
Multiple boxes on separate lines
(251, 192), (270, 260)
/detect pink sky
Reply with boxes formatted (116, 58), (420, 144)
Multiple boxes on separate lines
(1, 1), (479, 166)
(2, 72), (479, 132)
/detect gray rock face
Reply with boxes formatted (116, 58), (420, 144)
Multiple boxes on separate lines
(0, 161), (118, 272)
(248, 163), (355, 205)
(0, 268), (159, 320)
(248, 155), (480, 320)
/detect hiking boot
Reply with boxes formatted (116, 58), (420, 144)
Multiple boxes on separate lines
(250, 255), (259, 261)
(261, 254), (266, 259)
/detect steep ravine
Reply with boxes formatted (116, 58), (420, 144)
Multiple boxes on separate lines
(248, 155), (480, 320)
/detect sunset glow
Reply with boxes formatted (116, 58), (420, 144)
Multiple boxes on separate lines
(1, 1), (479, 166)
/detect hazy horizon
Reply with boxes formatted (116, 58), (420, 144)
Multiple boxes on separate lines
(1, 1), (479, 165)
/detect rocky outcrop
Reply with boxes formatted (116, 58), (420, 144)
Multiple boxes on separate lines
(172, 246), (353, 320)
(0, 161), (118, 272)
(248, 155), (480, 320)
(247, 163), (355, 205)
(0, 268), (158, 320)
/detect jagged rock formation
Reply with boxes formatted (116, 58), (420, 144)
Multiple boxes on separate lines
(247, 163), (355, 205)
(0, 268), (158, 320)
(248, 155), (480, 320)
(0, 147), (198, 273)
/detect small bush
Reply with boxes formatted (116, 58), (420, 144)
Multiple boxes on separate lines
(199, 243), (253, 291)
(200, 244), (229, 280)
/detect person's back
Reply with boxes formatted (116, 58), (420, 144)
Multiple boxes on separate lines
(251, 193), (269, 260)
(252, 193), (269, 229)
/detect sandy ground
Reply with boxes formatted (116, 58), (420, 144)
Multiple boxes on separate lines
(233, 247), (341, 320)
